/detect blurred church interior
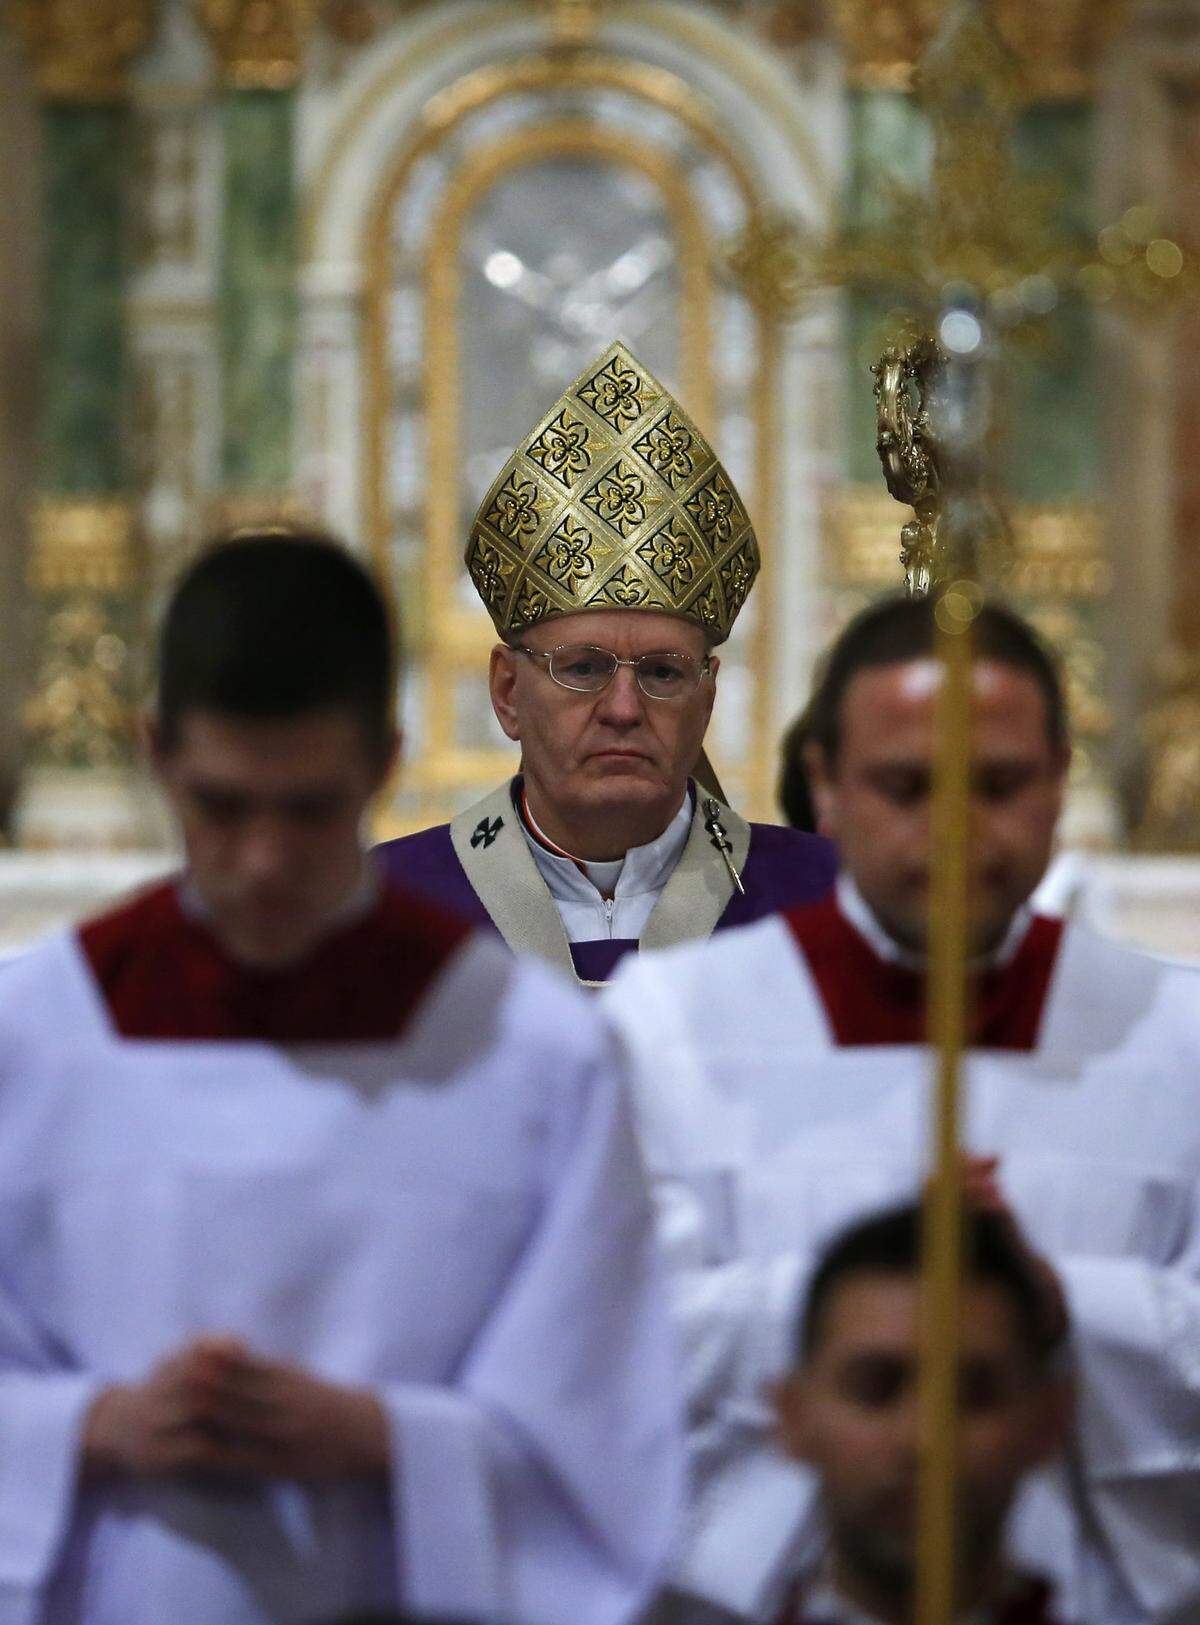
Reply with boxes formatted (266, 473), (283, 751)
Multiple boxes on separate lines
(2, 0), (1200, 953)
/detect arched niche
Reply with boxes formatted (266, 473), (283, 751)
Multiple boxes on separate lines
(298, 0), (843, 831)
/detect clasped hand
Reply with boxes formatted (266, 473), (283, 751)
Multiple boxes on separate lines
(82, 1335), (388, 1483)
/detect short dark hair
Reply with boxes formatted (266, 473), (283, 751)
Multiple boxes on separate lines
(806, 594), (1068, 762)
(778, 703), (817, 832)
(797, 1201), (1066, 1370)
(157, 530), (396, 755)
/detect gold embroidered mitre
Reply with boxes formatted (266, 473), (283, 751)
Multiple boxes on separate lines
(465, 341), (759, 644)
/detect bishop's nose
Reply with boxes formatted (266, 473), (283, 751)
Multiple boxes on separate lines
(594, 664), (646, 726)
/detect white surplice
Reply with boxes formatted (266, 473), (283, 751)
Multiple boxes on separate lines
(0, 918), (683, 1625)
(602, 907), (1200, 1624)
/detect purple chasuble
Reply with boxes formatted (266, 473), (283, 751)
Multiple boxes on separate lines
(376, 786), (836, 982)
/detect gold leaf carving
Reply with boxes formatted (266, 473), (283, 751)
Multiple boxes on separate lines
(829, 0), (1126, 100)
(9, 0), (154, 101)
(195, 0), (321, 90)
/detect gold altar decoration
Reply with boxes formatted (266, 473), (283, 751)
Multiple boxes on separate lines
(825, 487), (1109, 598)
(539, 0), (605, 49)
(465, 341), (759, 644)
(23, 499), (139, 769)
(1136, 650), (1200, 852)
(830, 0), (1126, 99)
(8, 0), (155, 101)
(22, 599), (132, 769)
(27, 498), (137, 594)
(201, 491), (318, 538)
(195, 0), (322, 89)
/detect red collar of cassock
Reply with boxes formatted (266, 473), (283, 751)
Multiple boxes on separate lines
(783, 894), (1064, 1051)
(78, 878), (472, 1042)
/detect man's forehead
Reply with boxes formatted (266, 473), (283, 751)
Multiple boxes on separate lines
(817, 1273), (1023, 1359)
(842, 659), (1048, 731)
(523, 609), (708, 654)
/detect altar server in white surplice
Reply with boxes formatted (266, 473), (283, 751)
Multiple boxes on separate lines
(0, 531), (682, 1625)
(604, 595), (1200, 1625)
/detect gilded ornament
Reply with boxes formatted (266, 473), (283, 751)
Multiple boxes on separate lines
(27, 498), (137, 594)
(8, 0), (154, 101)
(539, 0), (605, 50)
(871, 337), (943, 595)
(1134, 651), (1200, 851)
(22, 598), (133, 769)
(195, 0), (321, 89)
(465, 341), (759, 644)
(830, 0), (1127, 101)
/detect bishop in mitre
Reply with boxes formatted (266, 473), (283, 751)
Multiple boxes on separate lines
(378, 341), (835, 984)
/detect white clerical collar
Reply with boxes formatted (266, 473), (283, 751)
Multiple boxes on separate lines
(836, 873), (1033, 972)
(519, 789), (692, 909)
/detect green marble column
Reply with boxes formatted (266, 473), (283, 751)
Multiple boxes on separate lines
(843, 88), (931, 487)
(20, 100), (145, 837)
(217, 88), (297, 498)
(1007, 102), (1099, 505)
(41, 105), (128, 496)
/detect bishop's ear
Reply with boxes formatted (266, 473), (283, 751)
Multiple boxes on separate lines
(488, 643), (523, 744)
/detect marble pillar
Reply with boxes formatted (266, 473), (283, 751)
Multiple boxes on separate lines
(196, 0), (319, 525)
(8, 1), (159, 847)
(217, 88), (297, 499)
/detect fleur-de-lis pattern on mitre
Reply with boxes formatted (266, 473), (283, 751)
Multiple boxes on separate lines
(686, 474), (743, 549)
(638, 518), (698, 596)
(464, 339), (759, 643)
(485, 474), (544, 543)
(720, 543), (757, 617)
(533, 516), (598, 590)
(633, 413), (696, 490)
(581, 461), (660, 539)
(577, 353), (655, 429)
(600, 565), (661, 610)
(527, 411), (592, 487)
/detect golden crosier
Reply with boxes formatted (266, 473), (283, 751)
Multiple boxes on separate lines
(830, 0), (1126, 100)
(195, 0), (322, 89)
(9, 0), (154, 101)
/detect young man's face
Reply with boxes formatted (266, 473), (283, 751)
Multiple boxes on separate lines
(151, 709), (395, 969)
(807, 660), (1069, 955)
(489, 609), (717, 844)
(775, 1272), (1069, 1609)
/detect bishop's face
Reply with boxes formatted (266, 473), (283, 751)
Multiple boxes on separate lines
(808, 659), (1068, 957)
(488, 608), (718, 859)
(151, 708), (394, 969)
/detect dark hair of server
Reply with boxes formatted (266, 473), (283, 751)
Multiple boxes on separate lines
(157, 529), (396, 759)
(797, 1201), (1067, 1371)
(806, 595), (1068, 764)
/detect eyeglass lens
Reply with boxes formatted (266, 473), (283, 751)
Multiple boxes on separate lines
(548, 645), (702, 699)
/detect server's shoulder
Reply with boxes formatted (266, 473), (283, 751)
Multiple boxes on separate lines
(605, 911), (795, 1023)
(421, 926), (614, 1077)
(1060, 919), (1200, 1040)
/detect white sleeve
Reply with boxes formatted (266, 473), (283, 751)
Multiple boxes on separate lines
(653, 1172), (804, 1420)
(380, 1032), (684, 1625)
(1059, 1214), (1200, 1619)
(0, 1268), (99, 1600)
(603, 960), (803, 1426)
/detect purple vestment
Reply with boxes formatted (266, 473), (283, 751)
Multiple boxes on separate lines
(376, 783), (836, 983)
